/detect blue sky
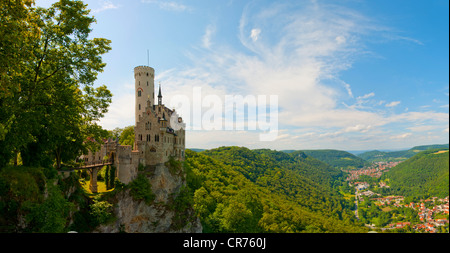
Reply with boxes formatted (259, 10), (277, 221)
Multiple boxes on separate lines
(36, 0), (449, 151)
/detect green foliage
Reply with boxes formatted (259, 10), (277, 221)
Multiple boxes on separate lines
(298, 149), (370, 169)
(383, 149), (449, 198)
(128, 174), (155, 204)
(0, 166), (74, 232)
(185, 148), (367, 233)
(25, 182), (74, 233)
(0, 0), (112, 169)
(167, 156), (182, 175)
(89, 196), (113, 225)
(169, 185), (196, 230)
(358, 144), (449, 162)
(108, 165), (116, 190)
(357, 199), (420, 228)
(119, 125), (135, 147)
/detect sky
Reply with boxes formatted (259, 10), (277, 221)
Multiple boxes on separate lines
(35, 0), (449, 151)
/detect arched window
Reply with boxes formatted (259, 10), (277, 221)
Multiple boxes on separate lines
(139, 104), (141, 110)
(138, 90), (142, 97)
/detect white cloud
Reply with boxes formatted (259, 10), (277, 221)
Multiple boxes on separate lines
(408, 125), (438, 132)
(390, 133), (412, 139)
(202, 25), (216, 49)
(385, 101), (401, 107)
(98, 83), (135, 130)
(357, 92), (375, 100)
(335, 35), (346, 45)
(118, 1), (448, 150)
(250, 28), (261, 42)
(343, 82), (353, 98)
(92, 0), (119, 14)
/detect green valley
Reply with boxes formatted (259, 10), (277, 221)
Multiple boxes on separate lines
(184, 147), (366, 233)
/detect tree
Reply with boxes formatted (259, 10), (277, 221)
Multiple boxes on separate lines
(108, 127), (123, 140)
(0, 0), (112, 168)
(119, 125), (135, 147)
(0, 0), (40, 165)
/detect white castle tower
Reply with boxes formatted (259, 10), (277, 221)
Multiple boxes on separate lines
(134, 65), (155, 125)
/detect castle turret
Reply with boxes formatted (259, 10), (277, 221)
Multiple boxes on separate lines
(158, 82), (163, 105)
(134, 65), (155, 125)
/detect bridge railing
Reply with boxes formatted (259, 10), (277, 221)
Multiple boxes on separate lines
(61, 158), (114, 171)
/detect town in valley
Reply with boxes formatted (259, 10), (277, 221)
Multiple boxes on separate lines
(344, 161), (449, 233)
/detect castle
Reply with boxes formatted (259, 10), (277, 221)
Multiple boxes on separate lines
(80, 65), (186, 188)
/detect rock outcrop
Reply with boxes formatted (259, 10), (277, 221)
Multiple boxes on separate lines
(95, 163), (202, 233)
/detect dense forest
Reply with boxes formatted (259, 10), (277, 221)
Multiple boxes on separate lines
(358, 144), (449, 163)
(382, 149), (449, 199)
(289, 149), (370, 169)
(184, 147), (367, 233)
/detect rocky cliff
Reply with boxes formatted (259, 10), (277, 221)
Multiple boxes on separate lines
(94, 163), (202, 233)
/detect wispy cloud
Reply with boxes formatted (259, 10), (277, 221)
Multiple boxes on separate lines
(141, 0), (191, 12)
(133, 1), (447, 150)
(385, 101), (401, 107)
(390, 133), (412, 139)
(92, 0), (119, 14)
(202, 25), (216, 49)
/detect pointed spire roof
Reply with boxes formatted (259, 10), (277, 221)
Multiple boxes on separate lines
(158, 81), (162, 98)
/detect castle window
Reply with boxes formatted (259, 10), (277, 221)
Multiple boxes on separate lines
(139, 104), (141, 110)
(139, 81), (140, 86)
(147, 81), (149, 86)
(146, 73), (148, 76)
(138, 90), (142, 97)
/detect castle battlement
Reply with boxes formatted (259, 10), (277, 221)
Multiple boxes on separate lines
(134, 65), (155, 78)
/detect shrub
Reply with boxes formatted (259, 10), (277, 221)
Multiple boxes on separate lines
(90, 197), (113, 225)
(25, 182), (74, 233)
(128, 174), (155, 204)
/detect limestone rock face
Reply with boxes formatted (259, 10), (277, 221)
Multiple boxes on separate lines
(95, 163), (202, 233)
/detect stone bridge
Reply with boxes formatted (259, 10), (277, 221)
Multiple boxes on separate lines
(62, 153), (115, 193)
(77, 161), (113, 193)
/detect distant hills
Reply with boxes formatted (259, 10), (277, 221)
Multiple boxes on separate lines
(283, 149), (370, 169)
(191, 144), (449, 169)
(357, 144), (449, 162)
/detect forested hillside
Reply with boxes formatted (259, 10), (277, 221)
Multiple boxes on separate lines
(287, 149), (370, 169)
(184, 147), (367, 233)
(383, 149), (449, 199)
(358, 144), (449, 162)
